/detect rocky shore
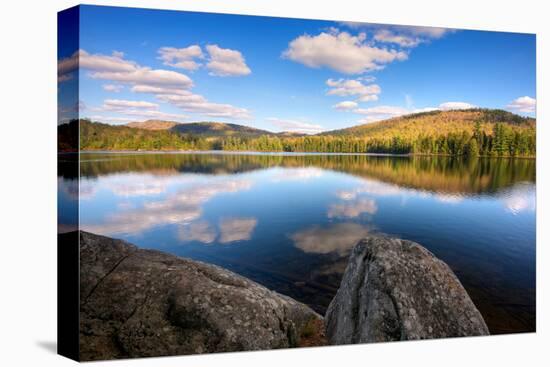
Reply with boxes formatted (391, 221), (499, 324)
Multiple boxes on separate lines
(78, 231), (488, 361)
(325, 235), (489, 344)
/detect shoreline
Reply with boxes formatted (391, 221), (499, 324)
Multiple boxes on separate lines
(73, 230), (490, 360)
(63, 150), (536, 159)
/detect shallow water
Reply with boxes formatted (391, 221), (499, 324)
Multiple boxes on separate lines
(59, 153), (536, 334)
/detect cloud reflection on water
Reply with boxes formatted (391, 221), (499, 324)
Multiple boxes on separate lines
(327, 198), (378, 218)
(81, 177), (252, 236)
(178, 217), (258, 244)
(291, 223), (371, 256)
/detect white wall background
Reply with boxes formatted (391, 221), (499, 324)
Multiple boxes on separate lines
(0, 0), (547, 366)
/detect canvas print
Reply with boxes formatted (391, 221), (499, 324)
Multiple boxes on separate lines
(57, 5), (536, 361)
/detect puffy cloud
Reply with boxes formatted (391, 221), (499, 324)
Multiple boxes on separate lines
(102, 99), (159, 110)
(88, 99), (189, 123)
(158, 45), (203, 70)
(178, 217), (258, 244)
(71, 48), (251, 121)
(206, 45), (251, 76)
(327, 198), (378, 218)
(131, 83), (252, 120)
(219, 217), (258, 243)
(82, 177), (253, 236)
(291, 223), (371, 256)
(158, 91), (252, 119)
(131, 85), (189, 95)
(326, 78), (381, 102)
(438, 101), (476, 110)
(283, 30), (407, 74)
(271, 167), (324, 182)
(103, 84), (124, 93)
(405, 26), (450, 38)
(337, 180), (404, 199)
(373, 26), (451, 47)
(90, 68), (194, 89)
(156, 44), (252, 76)
(333, 101), (358, 110)
(374, 29), (422, 48)
(61, 49), (194, 89)
(506, 96), (536, 114)
(79, 49), (137, 72)
(179, 221), (217, 244)
(339, 22), (452, 47)
(266, 117), (325, 134)
(500, 183), (536, 215)
(102, 84), (124, 92)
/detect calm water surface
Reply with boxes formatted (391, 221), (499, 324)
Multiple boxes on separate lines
(59, 153), (536, 334)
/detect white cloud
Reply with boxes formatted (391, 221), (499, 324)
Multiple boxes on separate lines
(327, 198), (378, 218)
(103, 99), (159, 110)
(206, 45), (251, 77)
(405, 26), (450, 38)
(179, 221), (217, 244)
(333, 101), (358, 110)
(158, 45), (203, 70)
(219, 217), (257, 243)
(68, 48), (251, 121)
(326, 78), (381, 102)
(340, 22), (452, 47)
(78, 49), (138, 72)
(266, 117), (325, 134)
(90, 68), (194, 89)
(102, 84), (124, 92)
(283, 30), (407, 74)
(374, 29), (421, 48)
(82, 178), (252, 236)
(271, 167), (324, 182)
(158, 91), (252, 119)
(131, 85), (189, 95)
(291, 223), (371, 256)
(438, 101), (476, 110)
(63, 49), (194, 89)
(373, 26), (451, 48)
(506, 96), (536, 114)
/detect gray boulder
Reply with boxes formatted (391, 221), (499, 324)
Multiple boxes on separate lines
(79, 231), (323, 361)
(325, 235), (489, 344)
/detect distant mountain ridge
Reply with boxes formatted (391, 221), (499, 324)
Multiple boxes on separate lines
(319, 109), (535, 138)
(74, 108), (535, 156)
(124, 109), (535, 139)
(126, 120), (178, 130)
(125, 119), (277, 137)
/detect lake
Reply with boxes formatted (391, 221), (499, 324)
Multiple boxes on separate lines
(59, 152), (536, 334)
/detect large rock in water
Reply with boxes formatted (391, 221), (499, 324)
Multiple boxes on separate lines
(325, 235), (489, 344)
(79, 231), (323, 361)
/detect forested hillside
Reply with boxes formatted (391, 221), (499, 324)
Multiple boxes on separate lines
(126, 119), (274, 137)
(77, 109), (536, 157)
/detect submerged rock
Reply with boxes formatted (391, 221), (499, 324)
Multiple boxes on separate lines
(79, 231), (323, 361)
(325, 235), (489, 344)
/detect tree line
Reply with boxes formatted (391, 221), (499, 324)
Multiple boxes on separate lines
(77, 119), (535, 157)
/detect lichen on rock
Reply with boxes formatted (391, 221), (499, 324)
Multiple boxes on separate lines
(325, 235), (489, 344)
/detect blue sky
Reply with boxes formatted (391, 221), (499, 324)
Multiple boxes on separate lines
(58, 5), (536, 133)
